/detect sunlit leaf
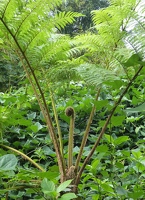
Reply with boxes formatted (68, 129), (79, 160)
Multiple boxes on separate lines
(57, 179), (72, 193)
(111, 115), (126, 126)
(58, 193), (77, 200)
(114, 136), (129, 145)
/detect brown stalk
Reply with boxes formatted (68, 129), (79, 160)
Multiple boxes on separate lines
(75, 88), (101, 172)
(67, 107), (75, 168)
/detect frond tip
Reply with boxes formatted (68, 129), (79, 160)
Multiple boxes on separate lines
(54, 11), (84, 30)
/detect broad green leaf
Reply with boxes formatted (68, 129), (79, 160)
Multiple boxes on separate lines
(140, 159), (145, 166)
(36, 171), (59, 179)
(18, 119), (32, 126)
(114, 136), (129, 145)
(57, 179), (72, 193)
(123, 54), (145, 67)
(116, 186), (127, 195)
(105, 134), (114, 143)
(94, 100), (108, 110)
(111, 115), (126, 126)
(132, 149), (142, 159)
(121, 150), (130, 157)
(101, 183), (114, 193)
(128, 190), (144, 199)
(104, 80), (124, 90)
(0, 38), (3, 44)
(92, 159), (100, 168)
(0, 154), (18, 171)
(58, 193), (77, 200)
(92, 194), (99, 200)
(91, 159), (100, 175)
(126, 102), (145, 113)
(41, 178), (55, 193)
(115, 162), (124, 169)
(96, 144), (108, 153)
(43, 146), (56, 157)
(30, 122), (43, 133)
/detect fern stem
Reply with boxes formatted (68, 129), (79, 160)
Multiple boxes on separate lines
(74, 65), (144, 188)
(49, 90), (66, 169)
(75, 88), (101, 172)
(0, 144), (45, 172)
(40, 68), (65, 170)
(1, 1), (10, 19)
(68, 111), (75, 168)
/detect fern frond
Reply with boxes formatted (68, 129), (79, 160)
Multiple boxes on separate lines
(76, 63), (120, 87)
(46, 57), (83, 84)
(0, 0), (83, 69)
(54, 11), (84, 30)
(65, 0), (145, 85)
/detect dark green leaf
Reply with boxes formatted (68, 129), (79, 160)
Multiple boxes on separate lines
(123, 54), (145, 67)
(111, 115), (126, 126)
(0, 154), (18, 171)
(116, 186), (127, 195)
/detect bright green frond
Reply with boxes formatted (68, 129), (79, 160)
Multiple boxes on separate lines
(0, 0), (83, 71)
(28, 34), (71, 68)
(67, 0), (145, 85)
(53, 11), (84, 30)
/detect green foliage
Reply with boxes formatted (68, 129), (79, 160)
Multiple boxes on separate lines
(0, 56), (23, 92)
(41, 178), (76, 199)
(78, 134), (145, 199)
(1, 79), (145, 198)
(76, 63), (119, 87)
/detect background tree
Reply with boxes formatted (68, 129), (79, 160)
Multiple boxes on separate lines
(0, 51), (24, 92)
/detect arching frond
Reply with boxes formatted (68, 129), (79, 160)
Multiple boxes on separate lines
(0, 0), (83, 68)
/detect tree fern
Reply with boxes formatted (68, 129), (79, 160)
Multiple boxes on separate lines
(1, 0), (145, 187)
